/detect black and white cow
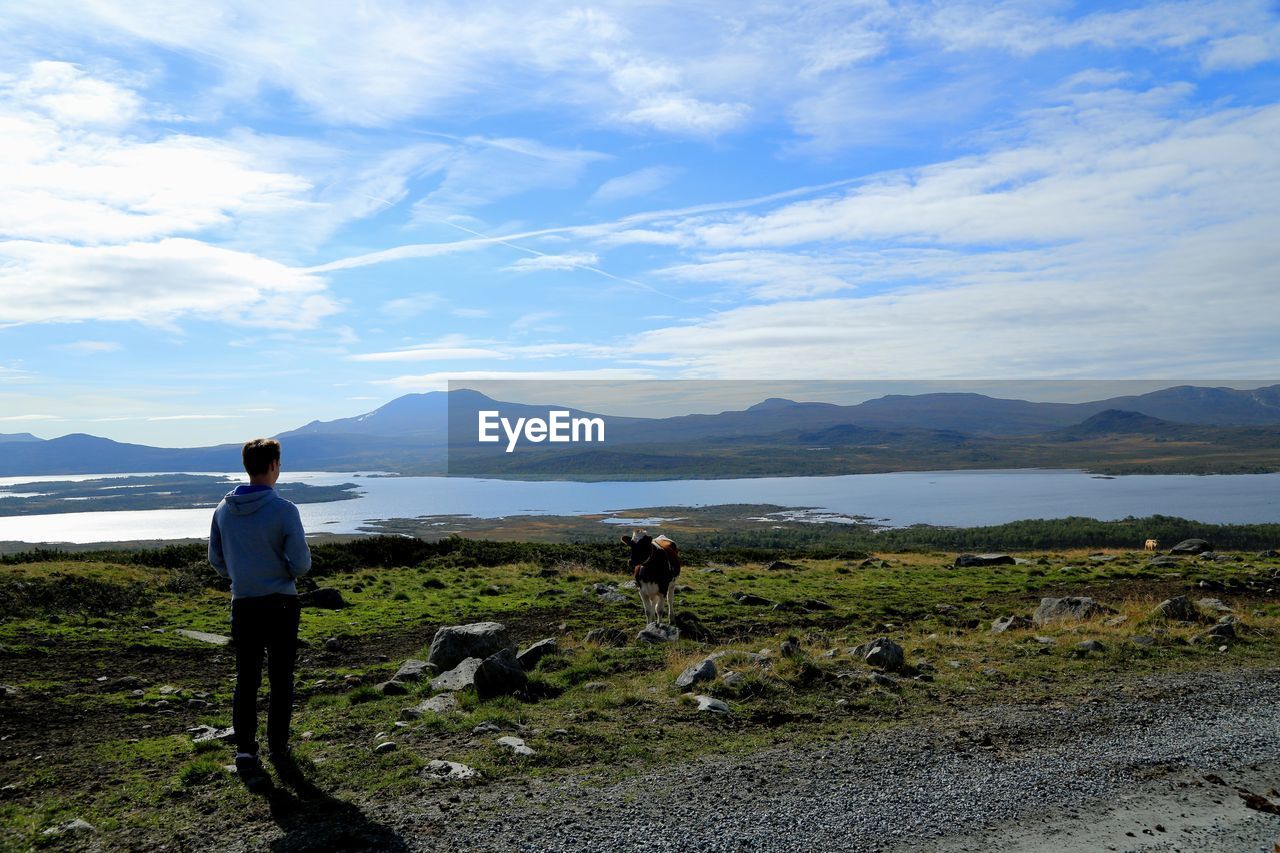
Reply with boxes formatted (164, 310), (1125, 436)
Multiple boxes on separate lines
(621, 530), (681, 625)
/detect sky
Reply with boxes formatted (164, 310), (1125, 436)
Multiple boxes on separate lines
(0, 0), (1278, 446)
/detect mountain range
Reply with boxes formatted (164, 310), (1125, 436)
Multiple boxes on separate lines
(1, 384), (1278, 478)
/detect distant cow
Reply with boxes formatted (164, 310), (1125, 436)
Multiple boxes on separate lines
(1144, 539), (1159, 551)
(621, 530), (681, 625)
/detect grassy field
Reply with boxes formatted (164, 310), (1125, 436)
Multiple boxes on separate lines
(2, 536), (1278, 849)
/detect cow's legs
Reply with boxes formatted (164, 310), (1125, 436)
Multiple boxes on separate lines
(665, 586), (675, 624)
(639, 590), (655, 624)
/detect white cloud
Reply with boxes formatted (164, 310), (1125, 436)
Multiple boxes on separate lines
(504, 252), (599, 272)
(349, 337), (512, 362)
(0, 238), (338, 328)
(510, 310), (562, 333)
(590, 166), (681, 204)
(6, 60), (142, 126)
(374, 368), (656, 392)
(58, 340), (123, 353)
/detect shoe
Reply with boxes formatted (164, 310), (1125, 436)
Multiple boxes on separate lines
(235, 752), (271, 792)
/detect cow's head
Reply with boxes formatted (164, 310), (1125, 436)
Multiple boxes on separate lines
(621, 530), (653, 572)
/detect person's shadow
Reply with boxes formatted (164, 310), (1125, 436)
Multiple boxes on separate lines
(260, 756), (410, 852)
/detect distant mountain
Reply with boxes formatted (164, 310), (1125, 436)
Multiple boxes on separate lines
(1054, 409), (1184, 439)
(0, 433), (42, 443)
(2, 383), (1278, 477)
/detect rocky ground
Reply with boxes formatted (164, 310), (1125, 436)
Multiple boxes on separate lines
(213, 665), (1280, 852)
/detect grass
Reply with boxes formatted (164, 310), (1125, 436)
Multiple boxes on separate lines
(1, 541), (1278, 848)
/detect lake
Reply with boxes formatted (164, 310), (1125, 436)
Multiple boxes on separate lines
(0, 468), (1276, 544)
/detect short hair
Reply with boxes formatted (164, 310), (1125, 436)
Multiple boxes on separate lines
(242, 438), (281, 476)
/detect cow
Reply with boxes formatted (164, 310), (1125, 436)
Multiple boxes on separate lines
(1144, 538), (1159, 551)
(621, 530), (681, 626)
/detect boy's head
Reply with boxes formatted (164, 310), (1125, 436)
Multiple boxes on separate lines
(242, 438), (281, 477)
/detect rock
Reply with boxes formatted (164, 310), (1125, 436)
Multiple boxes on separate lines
(852, 637), (905, 672)
(401, 694), (460, 719)
(870, 672), (899, 688)
(1033, 636), (1056, 646)
(324, 637), (342, 652)
(582, 681), (611, 692)
(1131, 635), (1156, 647)
(692, 694), (730, 714)
(800, 598), (834, 611)
(766, 560), (799, 571)
(473, 648), (527, 701)
(675, 657), (718, 689)
(1075, 640), (1106, 655)
(637, 623), (680, 644)
(0, 684), (20, 699)
(991, 615), (1032, 634)
(374, 741), (397, 754)
(427, 622), (511, 674)
(1151, 595), (1204, 623)
(1089, 555), (1117, 563)
(430, 658), (483, 692)
(393, 659), (432, 683)
(1257, 549), (1279, 559)
(1197, 615), (1239, 643)
(954, 553), (1016, 567)
(671, 611), (715, 643)
(376, 680), (410, 696)
(472, 722), (501, 735)
(1146, 555), (1183, 568)
(301, 588), (347, 609)
(1103, 615), (1129, 627)
(587, 583), (628, 603)
(423, 759), (481, 782)
(722, 671), (745, 688)
(706, 649), (769, 666)
(733, 592), (775, 607)
(188, 725), (236, 744)
(175, 629), (230, 646)
(1197, 597), (1233, 613)
(1170, 538), (1213, 555)
(1033, 596), (1116, 626)
(496, 735), (535, 757)
(779, 638), (803, 658)
(516, 638), (560, 670)
(585, 627), (629, 647)
(42, 818), (95, 838)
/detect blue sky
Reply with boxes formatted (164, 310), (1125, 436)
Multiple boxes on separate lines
(1, 1), (1278, 446)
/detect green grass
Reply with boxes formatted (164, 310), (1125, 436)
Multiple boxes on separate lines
(2, 541), (1278, 848)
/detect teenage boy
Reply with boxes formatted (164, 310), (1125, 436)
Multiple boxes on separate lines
(209, 438), (311, 790)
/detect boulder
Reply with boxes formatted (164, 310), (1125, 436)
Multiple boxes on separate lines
(587, 583), (629, 603)
(401, 694), (459, 720)
(672, 612), (716, 643)
(693, 694), (731, 714)
(324, 637), (342, 653)
(375, 680), (409, 696)
(733, 592), (775, 607)
(585, 627), (629, 647)
(1146, 555), (1183, 568)
(637, 623), (680, 644)
(767, 560), (799, 571)
(393, 659), (432, 683)
(779, 638), (803, 658)
(1196, 597), (1233, 614)
(1032, 597), (1116, 626)
(1197, 615), (1239, 643)
(423, 759), (481, 782)
(473, 648), (527, 701)
(1169, 538), (1213, 555)
(189, 725), (235, 744)
(41, 819), (95, 838)
(1257, 549), (1279, 559)
(430, 658), (483, 692)
(301, 588), (347, 609)
(516, 638), (559, 670)
(852, 637), (905, 672)
(675, 657), (718, 689)
(1131, 635), (1156, 647)
(1151, 595), (1204, 623)
(496, 735), (535, 757)
(954, 553), (1016, 567)
(991, 615), (1032, 634)
(1075, 639), (1106, 655)
(427, 622), (511, 674)
(374, 741), (397, 754)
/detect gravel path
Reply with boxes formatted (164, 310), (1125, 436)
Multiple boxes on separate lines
(366, 666), (1280, 853)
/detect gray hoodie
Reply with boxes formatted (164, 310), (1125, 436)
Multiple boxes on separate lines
(208, 486), (312, 599)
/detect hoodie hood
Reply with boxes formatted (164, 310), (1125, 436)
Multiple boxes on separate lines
(223, 487), (277, 516)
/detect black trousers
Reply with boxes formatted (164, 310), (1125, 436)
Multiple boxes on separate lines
(230, 593), (301, 755)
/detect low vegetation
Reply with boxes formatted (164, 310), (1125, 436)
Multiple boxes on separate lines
(2, 529), (1278, 849)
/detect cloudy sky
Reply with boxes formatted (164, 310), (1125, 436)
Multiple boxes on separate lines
(1, 1), (1277, 445)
